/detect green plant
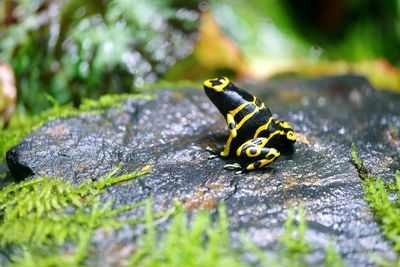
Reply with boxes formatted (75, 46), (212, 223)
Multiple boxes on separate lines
(325, 237), (345, 267)
(129, 201), (345, 267)
(128, 201), (247, 267)
(0, 163), (151, 266)
(0, 0), (199, 114)
(278, 205), (310, 267)
(352, 143), (400, 264)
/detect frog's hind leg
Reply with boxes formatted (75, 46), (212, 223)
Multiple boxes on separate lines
(237, 138), (281, 171)
(244, 148), (280, 171)
(245, 156), (276, 171)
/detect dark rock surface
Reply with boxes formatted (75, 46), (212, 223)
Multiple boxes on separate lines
(6, 75), (400, 266)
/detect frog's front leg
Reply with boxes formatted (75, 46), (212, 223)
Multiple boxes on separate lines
(220, 113), (237, 157)
(236, 138), (281, 171)
(226, 113), (237, 138)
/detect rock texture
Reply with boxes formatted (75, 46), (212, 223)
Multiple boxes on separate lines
(6, 75), (400, 266)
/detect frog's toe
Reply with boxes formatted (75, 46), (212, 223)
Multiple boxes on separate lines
(235, 169), (244, 174)
(205, 146), (216, 153)
(206, 146), (220, 159)
(223, 163), (242, 170)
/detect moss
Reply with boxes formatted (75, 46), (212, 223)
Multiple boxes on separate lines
(128, 201), (248, 267)
(0, 172), (344, 266)
(351, 143), (369, 180)
(246, 205), (344, 267)
(0, 164), (151, 266)
(351, 143), (400, 264)
(325, 237), (346, 267)
(78, 93), (152, 110)
(130, 202), (344, 267)
(278, 205), (310, 267)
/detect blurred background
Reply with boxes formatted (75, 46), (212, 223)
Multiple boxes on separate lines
(1, 0), (399, 124)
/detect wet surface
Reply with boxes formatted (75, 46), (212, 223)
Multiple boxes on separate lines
(5, 75), (400, 266)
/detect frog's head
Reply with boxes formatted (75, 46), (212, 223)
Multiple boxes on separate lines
(286, 130), (296, 142)
(278, 121), (296, 142)
(203, 77), (234, 114)
(203, 77), (230, 93)
(204, 76), (253, 115)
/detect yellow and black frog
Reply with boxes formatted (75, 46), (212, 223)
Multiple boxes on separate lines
(204, 77), (296, 172)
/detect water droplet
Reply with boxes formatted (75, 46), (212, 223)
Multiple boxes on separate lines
(349, 89), (362, 106)
(301, 96), (309, 106)
(317, 96), (326, 106)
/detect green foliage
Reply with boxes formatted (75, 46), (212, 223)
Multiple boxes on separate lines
(351, 143), (369, 180)
(325, 237), (345, 267)
(351, 144), (400, 264)
(128, 201), (247, 267)
(0, 164), (151, 266)
(129, 201), (345, 267)
(0, 0), (199, 114)
(278, 205), (310, 267)
(210, 0), (308, 60)
(363, 172), (400, 252)
(8, 201), (114, 267)
(240, 205), (311, 267)
(0, 169), (345, 266)
(210, 0), (400, 64)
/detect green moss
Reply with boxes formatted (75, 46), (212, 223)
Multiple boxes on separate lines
(351, 143), (369, 180)
(0, 173), (345, 267)
(278, 205), (310, 267)
(1, 1), (200, 114)
(245, 205), (343, 267)
(0, 164), (151, 266)
(0, 93), (151, 160)
(129, 202), (344, 267)
(79, 93), (152, 110)
(325, 237), (346, 267)
(240, 206), (309, 267)
(351, 143), (400, 263)
(128, 201), (247, 267)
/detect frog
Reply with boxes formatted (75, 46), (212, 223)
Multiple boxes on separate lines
(203, 76), (296, 172)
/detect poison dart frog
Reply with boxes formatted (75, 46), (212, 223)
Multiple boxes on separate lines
(204, 77), (296, 172)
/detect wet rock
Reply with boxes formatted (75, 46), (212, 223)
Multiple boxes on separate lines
(6, 75), (400, 266)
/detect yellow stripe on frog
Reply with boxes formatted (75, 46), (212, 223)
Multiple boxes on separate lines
(253, 117), (274, 138)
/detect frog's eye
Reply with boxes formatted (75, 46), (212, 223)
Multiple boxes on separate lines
(286, 131), (296, 141)
(203, 77), (230, 92)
